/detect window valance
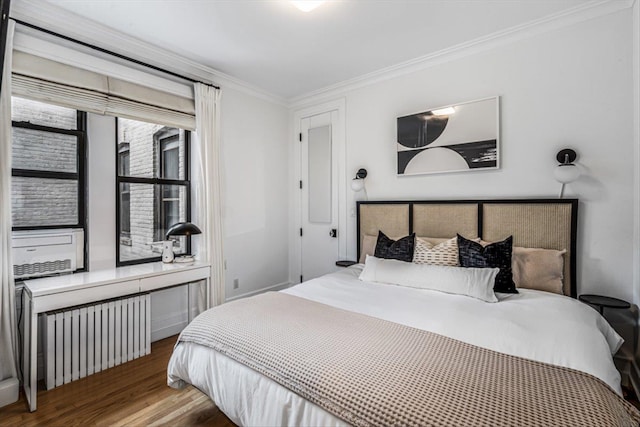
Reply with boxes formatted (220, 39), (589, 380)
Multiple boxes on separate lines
(11, 28), (196, 130)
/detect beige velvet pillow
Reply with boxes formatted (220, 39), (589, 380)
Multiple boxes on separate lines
(477, 239), (566, 295)
(359, 234), (378, 263)
(511, 247), (566, 294)
(413, 237), (459, 266)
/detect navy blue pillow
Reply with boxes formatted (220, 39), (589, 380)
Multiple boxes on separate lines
(374, 231), (415, 263)
(457, 234), (517, 294)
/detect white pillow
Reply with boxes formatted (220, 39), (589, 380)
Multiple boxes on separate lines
(359, 255), (499, 303)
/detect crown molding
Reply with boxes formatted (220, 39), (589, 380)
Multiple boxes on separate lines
(10, 0), (287, 106)
(288, 0), (634, 108)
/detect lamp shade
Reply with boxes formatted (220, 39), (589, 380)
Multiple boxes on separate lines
(554, 164), (580, 184)
(166, 222), (202, 238)
(351, 178), (365, 192)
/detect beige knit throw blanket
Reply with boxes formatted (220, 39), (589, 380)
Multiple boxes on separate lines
(177, 292), (640, 427)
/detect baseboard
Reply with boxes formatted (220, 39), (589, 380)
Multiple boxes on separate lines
(225, 281), (292, 303)
(0, 377), (19, 408)
(151, 311), (190, 343)
(151, 321), (186, 343)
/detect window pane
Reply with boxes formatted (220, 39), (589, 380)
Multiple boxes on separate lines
(12, 97), (77, 130)
(12, 127), (78, 173)
(161, 137), (180, 179)
(117, 118), (185, 180)
(120, 183), (131, 234)
(12, 177), (78, 227)
(118, 183), (187, 262)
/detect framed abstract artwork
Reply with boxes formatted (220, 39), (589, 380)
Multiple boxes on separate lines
(397, 96), (499, 176)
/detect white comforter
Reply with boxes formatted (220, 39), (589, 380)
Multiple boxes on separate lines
(168, 265), (623, 426)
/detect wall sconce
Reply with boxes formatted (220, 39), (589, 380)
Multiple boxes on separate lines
(554, 149), (580, 198)
(351, 168), (367, 192)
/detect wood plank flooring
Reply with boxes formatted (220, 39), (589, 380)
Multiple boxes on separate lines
(0, 335), (235, 426)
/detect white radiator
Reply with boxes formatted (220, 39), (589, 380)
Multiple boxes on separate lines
(43, 294), (151, 390)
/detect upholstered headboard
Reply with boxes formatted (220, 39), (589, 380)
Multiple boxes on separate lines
(357, 199), (578, 297)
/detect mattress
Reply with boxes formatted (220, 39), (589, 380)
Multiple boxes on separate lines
(168, 265), (624, 425)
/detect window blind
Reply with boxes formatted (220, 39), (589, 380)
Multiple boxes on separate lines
(11, 46), (196, 130)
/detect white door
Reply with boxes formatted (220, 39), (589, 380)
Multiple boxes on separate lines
(300, 111), (339, 282)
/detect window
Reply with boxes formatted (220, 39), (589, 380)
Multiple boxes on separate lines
(116, 118), (190, 266)
(11, 97), (86, 231)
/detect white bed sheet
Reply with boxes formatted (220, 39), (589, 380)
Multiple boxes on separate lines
(168, 265), (623, 425)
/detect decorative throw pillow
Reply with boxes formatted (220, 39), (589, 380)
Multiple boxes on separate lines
(512, 247), (566, 294)
(359, 234), (378, 264)
(374, 231), (415, 262)
(457, 234), (517, 294)
(413, 237), (459, 266)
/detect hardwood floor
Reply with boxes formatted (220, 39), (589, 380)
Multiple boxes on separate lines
(0, 335), (235, 426)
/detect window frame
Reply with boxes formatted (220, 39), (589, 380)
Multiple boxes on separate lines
(115, 118), (191, 267)
(11, 107), (87, 232)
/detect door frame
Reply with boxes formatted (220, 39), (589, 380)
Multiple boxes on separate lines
(291, 98), (346, 284)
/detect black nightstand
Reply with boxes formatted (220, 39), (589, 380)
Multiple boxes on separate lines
(578, 294), (630, 315)
(335, 260), (357, 267)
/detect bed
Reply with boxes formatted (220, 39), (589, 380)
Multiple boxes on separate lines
(167, 199), (640, 426)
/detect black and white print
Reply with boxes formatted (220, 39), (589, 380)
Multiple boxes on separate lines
(397, 97), (499, 175)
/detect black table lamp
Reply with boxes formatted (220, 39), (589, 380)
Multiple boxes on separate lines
(166, 222), (202, 238)
(163, 222), (202, 263)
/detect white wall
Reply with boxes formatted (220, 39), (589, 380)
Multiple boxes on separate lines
(295, 9), (635, 302)
(221, 87), (291, 300)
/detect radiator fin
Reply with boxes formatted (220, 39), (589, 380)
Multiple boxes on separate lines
(44, 294), (151, 390)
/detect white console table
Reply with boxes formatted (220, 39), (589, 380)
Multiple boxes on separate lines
(21, 261), (211, 412)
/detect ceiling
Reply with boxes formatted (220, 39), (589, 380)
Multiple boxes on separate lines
(43, 0), (591, 99)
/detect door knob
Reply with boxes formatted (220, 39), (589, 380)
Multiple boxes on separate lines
(329, 229), (337, 238)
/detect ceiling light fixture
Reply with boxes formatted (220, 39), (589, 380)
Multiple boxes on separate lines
(291, 1), (325, 12)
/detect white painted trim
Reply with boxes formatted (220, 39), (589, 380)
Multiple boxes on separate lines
(10, 0), (287, 106)
(150, 312), (188, 343)
(0, 378), (19, 408)
(289, 0), (634, 108)
(225, 281), (292, 302)
(291, 98), (347, 284)
(633, 0), (640, 308)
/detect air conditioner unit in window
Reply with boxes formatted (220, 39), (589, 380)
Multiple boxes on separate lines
(12, 229), (84, 279)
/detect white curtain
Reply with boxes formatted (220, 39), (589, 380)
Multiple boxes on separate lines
(0, 20), (18, 391)
(194, 83), (224, 307)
